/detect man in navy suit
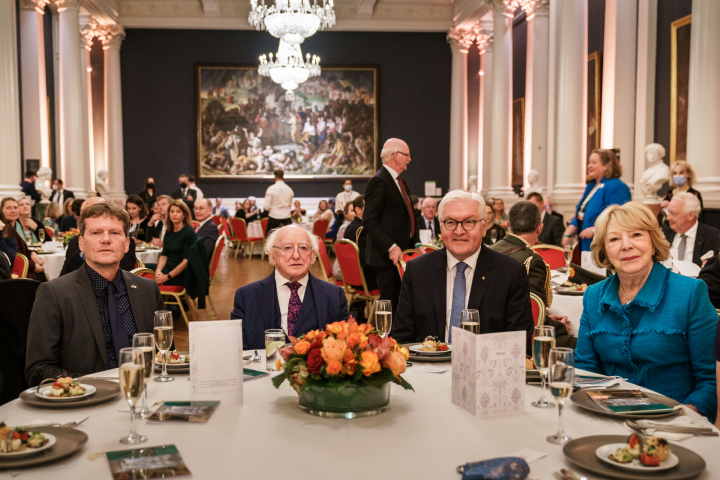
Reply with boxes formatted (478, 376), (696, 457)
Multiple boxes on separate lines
(230, 224), (350, 349)
(193, 199), (219, 262)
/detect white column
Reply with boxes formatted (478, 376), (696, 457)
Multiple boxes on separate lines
(552, 0), (587, 216)
(487, 0), (515, 200)
(475, 29), (492, 194)
(523, 0), (550, 192)
(633, 0), (658, 201)
(600, 0), (638, 188)
(447, 28), (473, 192)
(79, 25), (94, 194)
(19, 0), (51, 169)
(56, 0), (88, 197)
(481, 39), (494, 195)
(98, 24), (127, 202)
(686, 0), (720, 206)
(0, 0), (24, 198)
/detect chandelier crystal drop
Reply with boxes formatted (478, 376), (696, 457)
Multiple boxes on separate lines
(259, 40), (321, 100)
(249, 0), (335, 45)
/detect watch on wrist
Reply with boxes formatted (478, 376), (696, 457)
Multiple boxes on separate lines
(167, 272), (172, 279)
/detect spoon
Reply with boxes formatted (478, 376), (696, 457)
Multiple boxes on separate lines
(560, 468), (588, 480)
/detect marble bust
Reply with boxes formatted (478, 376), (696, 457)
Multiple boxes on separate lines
(525, 169), (542, 195)
(35, 167), (53, 201)
(468, 175), (478, 193)
(96, 169), (111, 197)
(641, 143), (670, 204)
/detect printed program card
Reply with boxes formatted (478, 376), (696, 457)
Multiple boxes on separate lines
(452, 328), (526, 417)
(106, 444), (191, 479)
(189, 320), (243, 398)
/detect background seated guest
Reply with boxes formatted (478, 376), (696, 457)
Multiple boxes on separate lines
(662, 192), (719, 267)
(144, 195), (172, 246)
(60, 197), (137, 277)
(59, 198), (83, 233)
(311, 200), (335, 234)
(153, 200), (196, 287)
(43, 201), (61, 234)
(416, 197), (440, 238)
(25, 202), (164, 386)
(235, 199), (260, 222)
(661, 160), (703, 211)
(231, 225), (349, 350)
(489, 201), (575, 348)
(0, 197), (45, 280)
(58, 198), (74, 228)
(16, 197), (46, 244)
(527, 192), (563, 246)
(492, 198), (508, 226)
(343, 196), (378, 291)
(49, 178), (74, 206)
(138, 177), (157, 210)
(126, 195), (149, 244)
(0, 219), (17, 280)
(212, 197), (229, 218)
(247, 196), (260, 217)
(393, 191), (534, 349)
(575, 202), (717, 422)
(290, 200), (306, 221)
(20, 171), (40, 215)
(194, 198), (219, 262)
(336, 202), (355, 241)
(482, 204), (506, 245)
(187, 174), (203, 199)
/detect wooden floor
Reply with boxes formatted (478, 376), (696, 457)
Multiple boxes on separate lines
(172, 251), (327, 350)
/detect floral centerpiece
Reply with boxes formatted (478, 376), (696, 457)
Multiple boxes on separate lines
(272, 317), (413, 417)
(61, 228), (79, 247)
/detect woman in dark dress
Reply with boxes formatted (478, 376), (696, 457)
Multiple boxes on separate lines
(0, 197), (46, 281)
(154, 200), (196, 287)
(482, 204), (506, 245)
(126, 195), (150, 244)
(138, 177), (158, 210)
(235, 199), (260, 222)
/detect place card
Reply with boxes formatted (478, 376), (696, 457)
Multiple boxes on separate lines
(147, 401), (220, 423)
(418, 229), (433, 244)
(451, 328), (525, 417)
(189, 320), (243, 398)
(107, 444), (191, 479)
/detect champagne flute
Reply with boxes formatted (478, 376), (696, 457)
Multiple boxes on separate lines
(490, 229), (497, 244)
(547, 348), (575, 445)
(460, 309), (480, 334)
(38, 228), (45, 243)
(153, 310), (174, 383)
(374, 300), (392, 337)
(563, 244), (573, 272)
(531, 325), (556, 408)
(132, 333), (155, 419)
(118, 347), (147, 445)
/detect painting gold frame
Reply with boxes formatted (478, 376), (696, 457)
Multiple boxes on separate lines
(587, 51), (602, 156)
(671, 14), (692, 165)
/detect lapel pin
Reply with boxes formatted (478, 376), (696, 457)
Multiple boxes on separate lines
(482, 276), (485, 280)
(131, 285), (137, 289)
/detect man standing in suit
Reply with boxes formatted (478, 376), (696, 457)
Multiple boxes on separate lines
(663, 192), (720, 267)
(264, 169), (294, 232)
(416, 197), (441, 239)
(363, 138), (419, 312)
(172, 174), (198, 219)
(194, 198), (219, 262)
(230, 224), (349, 349)
(393, 191), (534, 350)
(25, 202), (165, 386)
(50, 179), (74, 206)
(527, 192), (563, 246)
(145, 195), (172, 246)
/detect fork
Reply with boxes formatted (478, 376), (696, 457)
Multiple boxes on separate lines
(253, 350), (261, 362)
(625, 420), (718, 436)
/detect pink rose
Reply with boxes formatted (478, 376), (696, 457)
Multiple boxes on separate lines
(381, 350), (407, 379)
(321, 337), (347, 364)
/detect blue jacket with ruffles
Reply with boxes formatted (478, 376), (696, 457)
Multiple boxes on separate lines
(570, 177), (631, 251)
(575, 262), (718, 422)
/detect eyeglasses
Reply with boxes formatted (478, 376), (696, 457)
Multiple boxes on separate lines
(395, 151), (411, 158)
(441, 219), (482, 231)
(272, 244), (313, 256)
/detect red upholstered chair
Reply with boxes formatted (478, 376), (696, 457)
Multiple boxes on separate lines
(211, 215), (222, 227)
(229, 218), (263, 259)
(132, 267), (193, 326)
(334, 239), (381, 321)
(402, 249), (422, 264)
(529, 292), (546, 328)
(316, 241), (344, 288)
(260, 218), (269, 260)
(134, 257), (145, 269)
(45, 227), (54, 240)
(11, 253), (29, 279)
(571, 242), (581, 266)
(397, 259), (407, 280)
(532, 245), (566, 270)
(312, 219), (329, 240)
(205, 236), (225, 316)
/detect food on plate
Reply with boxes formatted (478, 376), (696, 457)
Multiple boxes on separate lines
(0, 423), (48, 453)
(609, 434), (671, 467)
(156, 350), (189, 364)
(561, 281), (587, 292)
(48, 377), (85, 397)
(525, 356), (535, 370)
(644, 437), (671, 463)
(419, 336), (449, 352)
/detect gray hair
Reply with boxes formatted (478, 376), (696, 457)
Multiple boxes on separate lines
(438, 190), (486, 220)
(200, 198), (212, 208)
(264, 224), (319, 265)
(672, 191), (702, 217)
(508, 201), (541, 235)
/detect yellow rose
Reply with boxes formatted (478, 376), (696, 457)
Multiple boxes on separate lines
(359, 351), (381, 376)
(321, 337), (347, 364)
(396, 346), (410, 361)
(381, 350), (407, 378)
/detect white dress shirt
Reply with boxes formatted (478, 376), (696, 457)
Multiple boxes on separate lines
(383, 164), (403, 195)
(275, 270), (309, 333)
(335, 190), (360, 211)
(190, 183), (204, 199)
(445, 247), (482, 340)
(52, 189), (65, 206)
(670, 220), (698, 262)
(264, 180), (294, 219)
(421, 216), (436, 236)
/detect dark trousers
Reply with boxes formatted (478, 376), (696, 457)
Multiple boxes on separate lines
(375, 265), (401, 314)
(266, 217), (291, 233)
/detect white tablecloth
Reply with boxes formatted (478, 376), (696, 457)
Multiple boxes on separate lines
(1, 353), (716, 479)
(547, 271), (585, 337)
(40, 248), (161, 280)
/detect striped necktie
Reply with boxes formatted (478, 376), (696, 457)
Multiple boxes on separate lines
(448, 262), (468, 343)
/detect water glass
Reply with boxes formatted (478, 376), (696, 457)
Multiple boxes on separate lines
(490, 229), (497, 244)
(118, 347), (147, 445)
(265, 329), (286, 372)
(374, 300), (392, 337)
(531, 325), (556, 408)
(547, 348), (575, 445)
(132, 333), (155, 419)
(460, 309), (480, 334)
(153, 310), (174, 382)
(38, 228), (45, 243)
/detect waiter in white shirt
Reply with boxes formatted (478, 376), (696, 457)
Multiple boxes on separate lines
(264, 169), (294, 232)
(334, 179), (360, 212)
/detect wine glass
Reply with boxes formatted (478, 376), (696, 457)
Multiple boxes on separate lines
(153, 310), (174, 383)
(118, 347), (147, 445)
(531, 325), (556, 408)
(547, 348), (575, 445)
(132, 333), (155, 419)
(38, 228), (45, 243)
(374, 300), (392, 337)
(490, 229), (497, 244)
(460, 309), (480, 334)
(563, 244), (573, 272)
(24, 230), (32, 246)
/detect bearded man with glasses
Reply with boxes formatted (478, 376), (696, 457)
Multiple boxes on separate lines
(392, 191), (533, 350)
(230, 225), (349, 349)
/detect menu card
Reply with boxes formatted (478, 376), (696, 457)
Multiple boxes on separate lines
(189, 320), (243, 397)
(147, 401), (220, 423)
(586, 389), (677, 415)
(106, 444), (191, 479)
(451, 328), (526, 417)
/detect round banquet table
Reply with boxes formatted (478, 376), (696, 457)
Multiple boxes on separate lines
(39, 247), (161, 280)
(547, 271), (585, 337)
(0, 352), (717, 479)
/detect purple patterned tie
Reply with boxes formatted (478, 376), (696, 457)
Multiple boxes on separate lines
(286, 282), (302, 336)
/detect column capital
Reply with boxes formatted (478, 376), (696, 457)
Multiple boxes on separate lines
(447, 27), (475, 54)
(54, 0), (83, 12)
(523, 0), (549, 18)
(97, 24), (125, 49)
(471, 25), (493, 54)
(487, 0), (536, 18)
(79, 21), (97, 50)
(19, 0), (50, 14)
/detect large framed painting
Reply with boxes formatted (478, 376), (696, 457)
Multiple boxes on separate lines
(671, 14), (691, 164)
(587, 51), (602, 158)
(196, 64), (379, 180)
(511, 98), (525, 187)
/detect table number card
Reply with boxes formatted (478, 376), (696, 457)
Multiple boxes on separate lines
(189, 320), (243, 398)
(451, 328), (526, 417)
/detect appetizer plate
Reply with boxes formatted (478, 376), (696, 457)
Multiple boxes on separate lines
(155, 353), (190, 372)
(554, 286), (585, 296)
(408, 344), (453, 356)
(20, 379), (119, 409)
(0, 434), (56, 457)
(570, 389), (683, 420)
(0, 427), (87, 470)
(402, 344), (452, 363)
(35, 384), (96, 402)
(596, 443), (679, 472)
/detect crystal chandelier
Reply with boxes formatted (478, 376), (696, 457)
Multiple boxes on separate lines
(248, 0), (335, 45)
(259, 40), (321, 100)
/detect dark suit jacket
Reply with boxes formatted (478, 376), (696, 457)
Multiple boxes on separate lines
(343, 217), (378, 290)
(145, 220), (164, 242)
(25, 266), (165, 386)
(196, 220), (219, 262)
(393, 247), (534, 351)
(230, 272), (350, 350)
(20, 181), (41, 203)
(172, 188), (198, 218)
(58, 215), (78, 233)
(416, 215), (441, 238)
(538, 212), (564, 246)
(59, 236), (137, 277)
(698, 256), (720, 309)
(49, 189), (75, 204)
(363, 167), (419, 268)
(662, 222), (720, 266)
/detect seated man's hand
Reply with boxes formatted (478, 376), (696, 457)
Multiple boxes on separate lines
(389, 246), (402, 266)
(548, 314), (571, 335)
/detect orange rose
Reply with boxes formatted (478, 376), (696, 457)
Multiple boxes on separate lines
(326, 322), (344, 336)
(381, 350), (407, 378)
(343, 348), (357, 375)
(326, 360), (342, 375)
(304, 330), (318, 343)
(359, 351), (381, 376)
(357, 323), (373, 336)
(294, 339), (311, 355)
(346, 333), (361, 349)
(321, 337), (347, 364)
(348, 316), (359, 334)
(396, 346), (410, 361)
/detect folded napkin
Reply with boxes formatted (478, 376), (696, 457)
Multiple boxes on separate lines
(458, 457), (530, 480)
(625, 416), (713, 441)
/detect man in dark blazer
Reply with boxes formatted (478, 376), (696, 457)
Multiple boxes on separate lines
(343, 195), (378, 291)
(49, 178), (75, 206)
(144, 195), (172, 245)
(363, 138), (419, 312)
(663, 192), (720, 267)
(393, 191), (534, 351)
(527, 192), (563, 246)
(194, 198), (219, 262)
(59, 198), (83, 233)
(416, 196), (441, 239)
(25, 202), (164, 386)
(230, 225), (349, 349)
(172, 174), (198, 219)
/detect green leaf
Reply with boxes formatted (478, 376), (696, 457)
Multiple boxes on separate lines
(272, 374), (287, 389)
(393, 375), (415, 391)
(360, 369), (393, 389)
(329, 378), (352, 393)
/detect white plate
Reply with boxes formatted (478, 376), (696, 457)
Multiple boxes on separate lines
(596, 443), (679, 472)
(35, 384), (96, 402)
(409, 344), (452, 356)
(155, 354), (188, 367)
(0, 433), (57, 457)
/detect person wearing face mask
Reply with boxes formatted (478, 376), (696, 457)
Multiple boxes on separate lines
(659, 161), (704, 223)
(172, 174), (198, 219)
(139, 177), (158, 210)
(49, 179), (74, 207)
(334, 179), (360, 212)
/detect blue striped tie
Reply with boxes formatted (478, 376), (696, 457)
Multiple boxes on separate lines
(448, 262), (468, 343)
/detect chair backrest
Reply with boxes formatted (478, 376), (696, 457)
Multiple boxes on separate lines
(45, 227), (54, 239)
(12, 253), (29, 279)
(317, 241), (334, 281)
(532, 245), (566, 270)
(397, 259), (407, 280)
(209, 236), (225, 280)
(220, 216), (233, 238)
(421, 244), (441, 251)
(134, 257), (145, 269)
(529, 292), (546, 328)
(261, 218), (269, 238)
(131, 267), (156, 280)
(313, 219), (329, 239)
(571, 241), (581, 266)
(229, 217), (249, 242)
(355, 226), (363, 245)
(402, 249), (422, 264)
(334, 239), (369, 291)
(211, 215), (222, 227)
